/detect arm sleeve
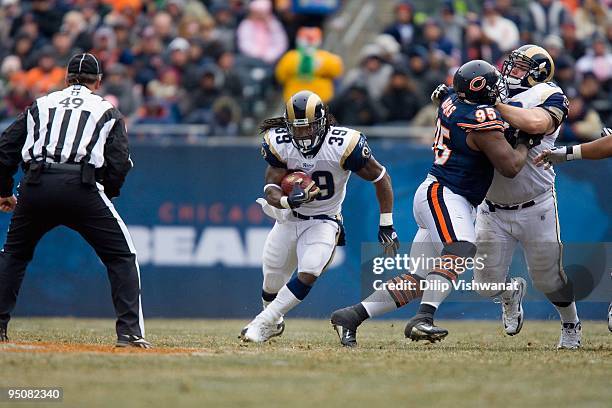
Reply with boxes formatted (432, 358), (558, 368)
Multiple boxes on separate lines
(261, 131), (287, 169)
(341, 133), (371, 172)
(457, 106), (505, 132)
(102, 112), (132, 198)
(538, 91), (569, 130)
(0, 107), (30, 197)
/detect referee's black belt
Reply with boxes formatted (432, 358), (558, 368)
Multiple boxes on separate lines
(485, 199), (535, 212)
(24, 162), (83, 173)
(291, 211), (338, 222)
(41, 163), (83, 174)
(23, 161), (99, 186)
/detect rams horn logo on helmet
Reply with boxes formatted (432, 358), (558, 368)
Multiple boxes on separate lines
(469, 76), (486, 92)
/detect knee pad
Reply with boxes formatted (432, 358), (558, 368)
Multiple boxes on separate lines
(438, 241), (477, 278)
(298, 244), (335, 277)
(262, 271), (290, 294)
(442, 241), (477, 258)
(544, 279), (574, 307)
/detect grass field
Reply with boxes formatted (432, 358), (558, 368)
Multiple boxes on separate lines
(0, 318), (610, 408)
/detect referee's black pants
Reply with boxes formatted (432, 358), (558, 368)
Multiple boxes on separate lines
(0, 169), (144, 338)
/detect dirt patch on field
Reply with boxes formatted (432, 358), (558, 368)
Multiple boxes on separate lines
(0, 342), (205, 355)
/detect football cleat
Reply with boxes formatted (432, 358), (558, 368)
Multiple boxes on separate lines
(240, 318), (285, 343)
(116, 334), (152, 349)
(501, 277), (527, 336)
(608, 303), (611, 332)
(330, 306), (364, 348)
(0, 325), (7, 342)
(404, 316), (448, 343)
(557, 322), (582, 350)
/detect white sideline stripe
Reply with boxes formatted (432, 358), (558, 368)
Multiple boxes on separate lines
(97, 183), (145, 337)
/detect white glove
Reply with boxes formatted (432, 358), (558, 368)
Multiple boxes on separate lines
(430, 84), (449, 107)
(256, 198), (291, 223)
(533, 145), (582, 170)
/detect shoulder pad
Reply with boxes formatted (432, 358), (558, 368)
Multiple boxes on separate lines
(539, 91), (569, 127)
(334, 128), (371, 171)
(262, 128), (289, 168)
(531, 82), (562, 100)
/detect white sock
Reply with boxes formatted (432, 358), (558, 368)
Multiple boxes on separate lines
(421, 274), (454, 309)
(555, 302), (579, 324)
(257, 284), (300, 325)
(361, 290), (398, 318)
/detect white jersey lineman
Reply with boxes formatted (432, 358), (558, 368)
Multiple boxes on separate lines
(486, 83), (564, 204)
(474, 82), (572, 324)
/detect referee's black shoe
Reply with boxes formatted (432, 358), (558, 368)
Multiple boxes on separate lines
(116, 334), (152, 349)
(0, 325), (7, 342)
(404, 316), (448, 343)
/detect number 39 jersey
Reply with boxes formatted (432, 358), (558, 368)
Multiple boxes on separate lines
(429, 93), (504, 207)
(261, 126), (371, 217)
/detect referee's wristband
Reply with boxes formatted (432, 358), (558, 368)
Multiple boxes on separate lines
(379, 213), (393, 226)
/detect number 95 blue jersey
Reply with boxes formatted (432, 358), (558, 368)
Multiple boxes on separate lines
(429, 92), (505, 207)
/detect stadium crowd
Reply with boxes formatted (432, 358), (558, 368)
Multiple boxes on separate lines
(0, 0), (610, 143)
(333, 0), (611, 144)
(0, 0), (332, 137)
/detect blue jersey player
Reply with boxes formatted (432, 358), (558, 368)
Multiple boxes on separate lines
(331, 60), (544, 347)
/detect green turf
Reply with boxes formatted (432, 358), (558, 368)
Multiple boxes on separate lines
(0, 318), (610, 408)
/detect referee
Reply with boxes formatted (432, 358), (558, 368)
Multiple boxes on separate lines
(0, 53), (150, 348)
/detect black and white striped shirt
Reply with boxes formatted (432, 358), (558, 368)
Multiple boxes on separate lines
(24, 85), (123, 167)
(0, 85), (132, 198)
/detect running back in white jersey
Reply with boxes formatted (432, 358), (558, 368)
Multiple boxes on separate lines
(486, 82), (569, 204)
(261, 125), (371, 217)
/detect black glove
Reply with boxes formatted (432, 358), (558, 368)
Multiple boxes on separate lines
(378, 225), (400, 256)
(431, 84), (449, 107)
(515, 130), (544, 149)
(287, 180), (320, 209)
(504, 127), (518, 147)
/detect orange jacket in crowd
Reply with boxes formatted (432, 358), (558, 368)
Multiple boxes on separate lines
(103, 0), (142, 12)
(11, 67), (66, 96)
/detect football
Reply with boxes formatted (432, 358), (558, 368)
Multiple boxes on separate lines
(281, 171), (313, 195)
